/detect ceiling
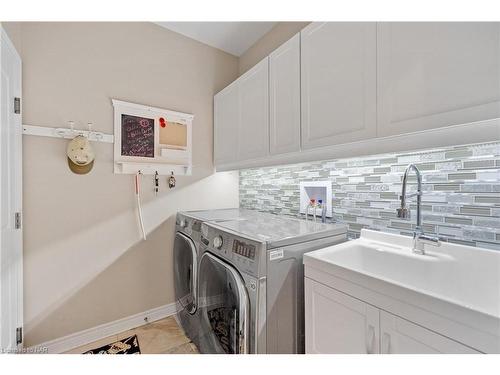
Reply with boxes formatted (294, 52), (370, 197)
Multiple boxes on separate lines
(156, 22), (277, 56)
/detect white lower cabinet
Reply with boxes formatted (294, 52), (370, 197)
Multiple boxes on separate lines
(305, 278), (379, 354)
(379, 311), (479, 354)
(305, 278), (480, 354)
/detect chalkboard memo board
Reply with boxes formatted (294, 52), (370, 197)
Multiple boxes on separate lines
(121, 114), (155, 158)
(112, 99), (194, 176)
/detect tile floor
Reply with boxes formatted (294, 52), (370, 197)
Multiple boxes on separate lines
(65, 316), (199, 354)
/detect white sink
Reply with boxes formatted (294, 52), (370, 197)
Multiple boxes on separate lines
(304, 229), (500, 319)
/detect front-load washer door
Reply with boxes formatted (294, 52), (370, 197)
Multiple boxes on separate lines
(198, 252), (250, 354)
(173, 232), (197, 314)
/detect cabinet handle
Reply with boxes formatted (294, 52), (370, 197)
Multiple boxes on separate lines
(366, 325), (376, 354)
(382, 332), (391, 354)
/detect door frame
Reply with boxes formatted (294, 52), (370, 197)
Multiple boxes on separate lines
(0, 25), (23, 352)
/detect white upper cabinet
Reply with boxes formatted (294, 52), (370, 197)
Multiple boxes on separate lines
(214, 81), (239, 166)
(269, 33), (301, 155)
(377, 22), (500, 137)
(214, 22), (500, 171)
(237, 58), (269, 161)
(300, 22), (377, 150)
(214, 58), (269, 166)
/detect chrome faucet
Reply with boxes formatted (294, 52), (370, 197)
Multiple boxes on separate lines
(397, 164), (440, 255)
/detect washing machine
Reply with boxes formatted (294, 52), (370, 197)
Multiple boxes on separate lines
(197, 214), (347, 354)
(173, 209), (260, 347)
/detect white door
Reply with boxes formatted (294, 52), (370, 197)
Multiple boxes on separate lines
(380, 311), (480, 354)
(300, 22), (377, 150)
(305, 278), (379, 354)
(0, 27), (23, 351)
(214, 81), (239, 166)
(237, 57), (269, 161)
(269, 33), (301, 155)
(377, 22), (500, 137)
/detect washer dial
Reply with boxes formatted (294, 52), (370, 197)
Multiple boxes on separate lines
(213, 236), (223, 249)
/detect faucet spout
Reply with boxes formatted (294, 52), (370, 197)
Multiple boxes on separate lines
(397, 164), (422, 231)
(396, 164), (439, 254)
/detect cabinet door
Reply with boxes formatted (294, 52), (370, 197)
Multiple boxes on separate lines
(300, 22), (377, 150)
(377, 22), (500, 137)
(214, 82), (239, 166)
(305, 278), (379, 354)
(238, 58), (269, 161)
(380, 311), (480, 354)
(269, 33), (301, 155)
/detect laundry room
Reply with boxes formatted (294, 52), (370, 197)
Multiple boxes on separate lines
(0, 1), (499, 374)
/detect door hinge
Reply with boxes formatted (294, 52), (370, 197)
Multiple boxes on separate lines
(14, 97), (21, 114)
(14, 212), (21, 229)
(16, 327), (23, 345)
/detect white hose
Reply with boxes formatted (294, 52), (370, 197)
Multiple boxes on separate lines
(135, 171), (146, 240)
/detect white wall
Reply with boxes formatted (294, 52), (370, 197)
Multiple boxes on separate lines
(3, 22), (240, 346)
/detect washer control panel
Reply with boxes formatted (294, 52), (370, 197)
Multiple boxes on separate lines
(200, 223), (262, 277)
(232, 239), (256, 260)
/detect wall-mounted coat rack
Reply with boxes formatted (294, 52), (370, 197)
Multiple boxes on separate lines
(22, 122), (114, 143)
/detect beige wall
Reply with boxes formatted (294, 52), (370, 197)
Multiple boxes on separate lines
(238, 22), (310, 75)
(3, 22), (240, 346)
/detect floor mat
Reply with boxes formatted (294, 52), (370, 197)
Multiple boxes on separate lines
(83, 335), (141, 354)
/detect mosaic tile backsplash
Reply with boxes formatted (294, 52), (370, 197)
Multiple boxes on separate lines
(239, 142), (500, 250)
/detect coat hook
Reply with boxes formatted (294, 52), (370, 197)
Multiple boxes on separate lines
(87, 122), (95, 140)
(168, 171), (176, 189)
(154, 171), (159, 195)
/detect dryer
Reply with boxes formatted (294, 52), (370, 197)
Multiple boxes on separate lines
(173, 209), (259, 347)
(197, 214), (347, 354)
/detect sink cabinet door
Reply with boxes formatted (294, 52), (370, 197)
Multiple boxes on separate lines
(380, 311), (480, 354)
(305, 278), (379, 354)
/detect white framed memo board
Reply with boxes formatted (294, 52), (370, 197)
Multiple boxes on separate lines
(112, 99), (193, 175)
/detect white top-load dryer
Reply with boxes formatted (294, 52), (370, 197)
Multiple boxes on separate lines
(197, 213), (347, 354)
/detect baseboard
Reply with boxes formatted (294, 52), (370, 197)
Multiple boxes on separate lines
(29, 302), (178, 354)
